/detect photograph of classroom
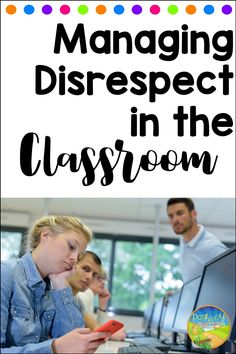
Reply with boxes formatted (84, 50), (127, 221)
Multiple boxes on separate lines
(1, 198), (235, 354)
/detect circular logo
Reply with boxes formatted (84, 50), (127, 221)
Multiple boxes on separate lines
(187, 305), (231, 350)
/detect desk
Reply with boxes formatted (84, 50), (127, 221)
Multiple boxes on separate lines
(95, 341), (193, 353)
(96, 340), (130, 353)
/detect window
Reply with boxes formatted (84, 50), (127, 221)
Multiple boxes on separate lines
(112, 240), (153, 312)
(87, 235), (112, 273)
(155, 243), (183, 295)
(1, 227), (26, 261)
(88, 234), (182, 315)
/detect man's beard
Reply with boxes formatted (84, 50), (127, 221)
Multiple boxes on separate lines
(174, 218), (194, 234)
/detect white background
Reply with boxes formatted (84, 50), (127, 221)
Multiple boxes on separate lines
(1, 1), (235, 197)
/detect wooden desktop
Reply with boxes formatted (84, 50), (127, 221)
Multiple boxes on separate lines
(96, 340), (130, 353)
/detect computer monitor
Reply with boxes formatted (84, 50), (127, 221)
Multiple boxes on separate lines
(127, 303), (155, 338)
(149, 297), (165, 337)
(161, 290), (181, 331)
(143, 303), (155, 332)
(172, 275), (201, 333)
(194, 247), (236, 340)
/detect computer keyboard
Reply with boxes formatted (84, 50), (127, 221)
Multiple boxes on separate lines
(118, 344), (165, 353)
(133, 338), (171, 351)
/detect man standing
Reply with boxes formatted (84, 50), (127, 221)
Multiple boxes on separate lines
(167, 198), (228, 282)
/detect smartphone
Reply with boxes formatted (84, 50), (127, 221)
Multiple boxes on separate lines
(94, 319), (124, 337)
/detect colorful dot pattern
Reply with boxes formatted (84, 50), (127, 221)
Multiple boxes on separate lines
(5, 4), (233, 16)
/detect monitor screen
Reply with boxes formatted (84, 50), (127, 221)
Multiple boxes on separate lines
(194, 247), (236, 339)
(143, 303), (155, 331)
(149, 298), (164, 337)
(161, 291), (181, 331)
(172, 275), (201, 333)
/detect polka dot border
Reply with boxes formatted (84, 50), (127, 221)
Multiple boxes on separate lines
(5, 4), (234, 16)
